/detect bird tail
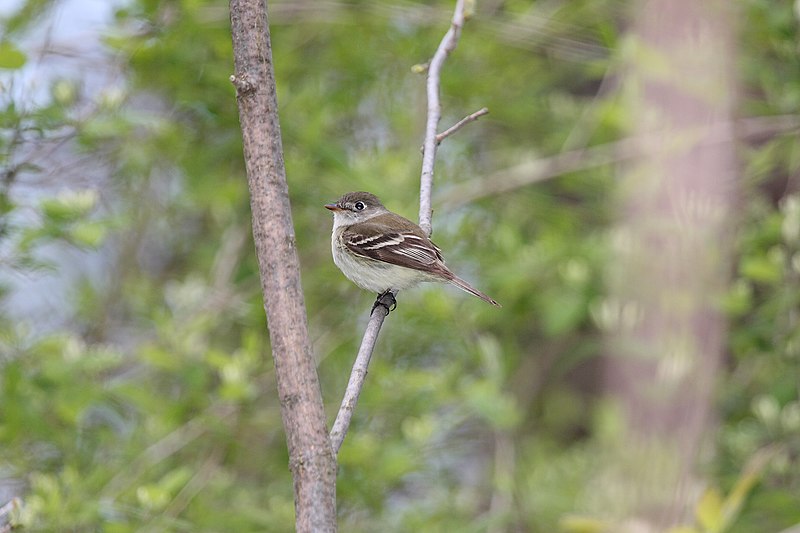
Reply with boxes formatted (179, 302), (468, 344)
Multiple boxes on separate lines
(447, 274), (501, 307)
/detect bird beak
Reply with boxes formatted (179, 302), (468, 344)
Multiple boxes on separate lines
(324, 203), (341, 211)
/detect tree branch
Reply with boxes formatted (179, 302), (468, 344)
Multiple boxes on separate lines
(329, 0), (471, 455)
(441, 114), (800, 211)
(229, 1), (336, 531)
(436, 107), (489, 145)
(419, 0), (467, 237)
(329, 305), (389, 454)
(0, 497), (20, 533)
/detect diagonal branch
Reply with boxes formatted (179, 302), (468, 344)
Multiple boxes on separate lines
(436, 107), (489, 145)
(329, 306), (389, 454)
(329, 0), (471, 456)
(440, 114), (800, 211)
(0, 497), (21, 533)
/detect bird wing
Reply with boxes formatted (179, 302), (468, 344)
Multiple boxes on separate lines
(342, 213), (447, 273)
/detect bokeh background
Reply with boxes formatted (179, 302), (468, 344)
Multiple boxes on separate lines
(1, 0), (799, 531)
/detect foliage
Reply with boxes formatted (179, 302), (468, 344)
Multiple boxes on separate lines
(0, 0), (799, 531)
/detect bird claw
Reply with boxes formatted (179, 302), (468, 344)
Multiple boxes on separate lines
(371, 291), (397, 315)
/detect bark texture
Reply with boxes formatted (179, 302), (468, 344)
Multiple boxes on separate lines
(229, 1), (336, 531)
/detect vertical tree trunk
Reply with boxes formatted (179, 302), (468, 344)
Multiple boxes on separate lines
(229, 1), (336, 531)
(602, 0), (736, 528)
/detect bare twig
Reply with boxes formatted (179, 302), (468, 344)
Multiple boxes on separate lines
(0, 498), (19, 518)
(419, 0), (467, 237)
(162, 446), (224, 518)
(559, 67), (616, 152)
(329, 306), (389, 454)
(101, 403), (237, 499)
(486, 431), (515, 533)
(435, 107), (489, 145)
(442, 137), (637, 210)
(0, 497), (21, 533)
(441, 114), (800, 210)
(329, 0), (471, 455)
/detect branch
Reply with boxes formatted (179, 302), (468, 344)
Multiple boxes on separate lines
(442, 137), (638, 210)
(419, 0), (467, 237)
(329, 306), (389, 454)
(229, 1), (336, 531)
(162, 446), (224, 518)
(101, 403), (237, 499)
(436, 107), (489, 145)
(329, 0), (471, 455)
(0, 497), (20, 532)
(441, 114), (800, 210)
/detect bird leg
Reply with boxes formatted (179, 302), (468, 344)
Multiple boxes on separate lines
(371, 290), (397, 315)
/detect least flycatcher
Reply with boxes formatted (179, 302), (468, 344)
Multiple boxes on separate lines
(325, 191), (500, 313)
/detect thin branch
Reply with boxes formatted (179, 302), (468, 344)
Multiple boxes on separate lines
(0, 497), (21, 533)
(442, 137), (636, 210)
(419, 0), (467, 237)
(441, 114), (800, 210)
(486, 431), (515, 533)
(101, 403), (237, 499)
(162, 446), (224, 519)
(559, 66), (616, 152)
(436, 107), (489, 145)
(329, 306), (389, 454)
(0, 498), (19, 518)
(329, 0), (471, 455)
(0, 499), (17, 518)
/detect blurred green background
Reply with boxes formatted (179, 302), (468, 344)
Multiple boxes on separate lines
(1, 0), (799, 531)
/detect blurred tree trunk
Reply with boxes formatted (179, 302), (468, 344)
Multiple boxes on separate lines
(601, 0), (737, 529)
(229, 1), (336, 531)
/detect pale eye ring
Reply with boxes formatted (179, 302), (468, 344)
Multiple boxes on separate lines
(354, 201), (365, 211)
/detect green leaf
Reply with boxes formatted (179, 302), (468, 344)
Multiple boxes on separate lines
(740, 254), (782, 284)
(0, 41), (27, 69)
(721, 280), (753, 316)
(696, 488), (723, 532)
(69, 220), (107, 248)
(41, 190), (98, 223)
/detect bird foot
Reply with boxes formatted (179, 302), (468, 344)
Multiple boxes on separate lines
(371, 290), (397, 315)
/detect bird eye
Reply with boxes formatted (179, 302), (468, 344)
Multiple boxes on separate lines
(354, 201), (365, 211)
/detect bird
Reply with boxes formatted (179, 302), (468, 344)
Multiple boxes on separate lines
(325, 191), (500, 313)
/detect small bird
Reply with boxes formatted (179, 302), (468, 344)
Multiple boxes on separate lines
(325, 191), (500, 313)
